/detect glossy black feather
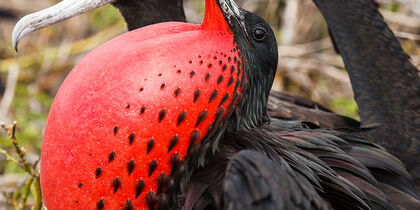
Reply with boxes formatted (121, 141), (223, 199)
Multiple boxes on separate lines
(185, 119), (420, 209)
(224, 150), (329, 210)
(267, 91), (360, 130)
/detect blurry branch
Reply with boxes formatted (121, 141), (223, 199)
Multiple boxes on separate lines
(395, 31), (420, 40)
(381, 9), (420, 29)
(0, 148), (19, 166)
(280, 56), (349, 84)
(280, 0), (298, 45)
(275, 0), (352, 104)
(0, 1), (51, 15)
(20, 177), (34, 210)
(278, 38), (333, 57)
(0, 122), (42, 210)
(375, 0), (420, 18)
(312, 52), (344, 68)
(394, 0), (420, 18)
(0, 63), (19, 123)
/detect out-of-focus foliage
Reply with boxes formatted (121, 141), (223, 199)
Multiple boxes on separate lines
(0, 0), (420, 208)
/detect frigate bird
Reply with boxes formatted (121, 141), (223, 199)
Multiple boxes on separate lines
(11, 0), (420, 209)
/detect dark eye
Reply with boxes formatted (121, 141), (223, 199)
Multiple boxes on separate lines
(252, 27), (267, 41)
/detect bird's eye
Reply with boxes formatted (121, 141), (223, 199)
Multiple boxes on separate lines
(252, 27), (267, 41)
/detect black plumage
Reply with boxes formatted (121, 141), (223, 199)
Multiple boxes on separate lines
(12, 0), (420, 209)
(313, 0), (420, 185)
(223, 150), (330, 210)
(180, 1), (420, 209)
(187, 119), (420, 209)
(111, 0), (185, 31)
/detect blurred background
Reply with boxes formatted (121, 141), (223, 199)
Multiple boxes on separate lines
(1, 0), (420, 208)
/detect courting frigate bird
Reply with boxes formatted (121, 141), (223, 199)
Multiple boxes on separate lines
(12, 1), (420, 185)
(11, 0), (420, 209)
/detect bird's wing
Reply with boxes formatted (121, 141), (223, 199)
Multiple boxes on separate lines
(268, 91), (360, 130)
(229, 122), (387, 210)
(223, 149), (329, 210)
(313, 0), (420, 184)
(184, 119), (420, 209)
(268, 119), (420, 209)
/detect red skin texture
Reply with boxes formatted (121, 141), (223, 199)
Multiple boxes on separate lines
(41, 1), (243, 209)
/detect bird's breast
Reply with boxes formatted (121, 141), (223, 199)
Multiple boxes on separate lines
(41, 21), (244, 209)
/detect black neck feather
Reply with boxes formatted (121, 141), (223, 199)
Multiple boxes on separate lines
(226, 12), (278, 132)
(227, 37), (277, 132)
(112, 0), (186, 31)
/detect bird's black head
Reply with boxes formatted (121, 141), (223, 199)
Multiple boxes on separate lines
(241, 12), (279, 71)
(218, 1), (278, 131)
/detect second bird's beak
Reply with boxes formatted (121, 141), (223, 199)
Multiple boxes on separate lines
(12, 0), (116, 51)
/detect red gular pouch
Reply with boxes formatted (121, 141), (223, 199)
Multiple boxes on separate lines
(40, 0), (245, 209)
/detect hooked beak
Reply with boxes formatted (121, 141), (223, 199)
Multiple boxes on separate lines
(12, 0), (115, 52)
(217, 0), (246, 34)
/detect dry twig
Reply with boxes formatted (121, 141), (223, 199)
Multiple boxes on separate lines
(0, 122), (42, 210)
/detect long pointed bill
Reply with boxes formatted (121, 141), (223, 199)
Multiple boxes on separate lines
(217, 0), (244, 24)
(217, 0), (246, 34)
(12, 0), (115, 51)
